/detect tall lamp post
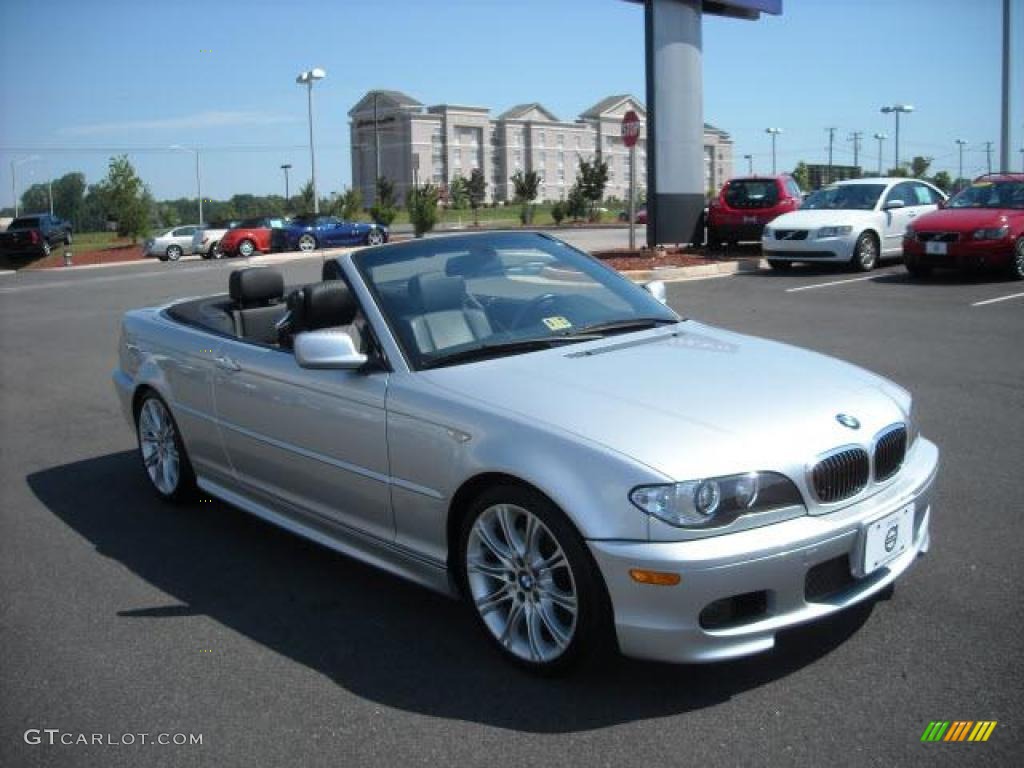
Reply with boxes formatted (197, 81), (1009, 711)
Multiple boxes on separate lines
(954, 139), (967, 189)
(743, 153), (753, 174)
(170, 145), (203, 225)
(11, 155), (39, 217)
(879, 104), (913, 172)
(280, 163), (292, 208)
(296, 67), (326, 214)
(873, 133), (886, 176)
(765, 128), (782, 174)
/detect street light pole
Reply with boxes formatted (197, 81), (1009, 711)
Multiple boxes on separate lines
(280, 164), (292, 207)
(296, 68), (326, 215)
(1000, 0), (1010, 172)
(373, 92), (382, 190)
(873, 133), (886, 176)
(880, 104), (913, 172)
(743, 154), (753, 174)
(765, 128), (782, 175)
(170, 146), (203, 225)
(954, 139), (967, 188)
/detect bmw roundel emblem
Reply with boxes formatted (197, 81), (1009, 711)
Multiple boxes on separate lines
(836, 413), (861, 430)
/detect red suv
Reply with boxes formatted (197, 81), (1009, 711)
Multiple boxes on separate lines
(707, 175), (803, 247)
(903, 173), (1024, 280)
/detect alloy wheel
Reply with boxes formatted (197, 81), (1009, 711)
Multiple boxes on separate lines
(855, 234), (877, 271)
(465, 503), (578, 664)
(166, 245), (183, 261)
(298, 234), (316, 253)
(1012, 238), (1024, 280)
(138, 398), (180, 496)
(366, 229), (384, 246)
(239, 239), (255, 257)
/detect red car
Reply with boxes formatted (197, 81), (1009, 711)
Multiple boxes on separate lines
(219, 217), (285, 258)
(707, 175), (803, 247)
(903, 173), (1024, 280)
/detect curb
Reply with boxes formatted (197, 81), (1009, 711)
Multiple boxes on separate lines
(17, 247), (359, 273)
(621, 258), (765, 283)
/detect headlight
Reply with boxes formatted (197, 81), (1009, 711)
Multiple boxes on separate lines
(972, 226), (1009, 240)
(816, 225), (853, 238)
(629, 471), (803, 528)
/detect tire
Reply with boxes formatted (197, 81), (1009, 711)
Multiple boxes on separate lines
(210, 241), (223, 259)
(165, 245), (183, 262)
(238, 238), (256, 258)
(365, 228), (385, 246)
(1009, 237), (1024, 281)
(769, 260), (792, 271)
(459, 485), (611, 673)
(850, 232), (878, 272)
(905, 260), (932, 279)
(706, 229), (722, 249)
(298, 234), (317, 253)
(41, 241), (52, 258)
(135, 392), (196, 503)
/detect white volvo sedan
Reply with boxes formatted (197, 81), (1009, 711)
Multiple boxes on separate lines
(763, 178), (946, 271)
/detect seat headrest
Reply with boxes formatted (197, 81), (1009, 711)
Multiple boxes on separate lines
(409, 273), (466, 312)
(445, 247), (501, 278)
(321, 258), (343, 281)
(287, 281), (358, 333)
(229, 268), (284, 307)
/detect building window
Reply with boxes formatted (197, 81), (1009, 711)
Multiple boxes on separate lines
(558, 167), (565, 184)
(514, 132), (521, 147)
(557, 134), (564, 148)
(575, 135), (581, 149)
(538, 129), (545, 147)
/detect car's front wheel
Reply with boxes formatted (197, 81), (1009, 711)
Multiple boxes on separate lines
(135, 392), (196, 502)
(238, 238), (256, 257)
(298, 234), (317, 253)
(1009, 237), (1024, 281)
(165, 245), (183, 262)
(851, 232), (878, 271)
(460, 485), (610, 673)
(365, 228), (385, 246)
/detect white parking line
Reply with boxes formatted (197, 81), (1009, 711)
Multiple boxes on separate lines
(785, 275), (879, 293)
(971, 292), (1024, 307)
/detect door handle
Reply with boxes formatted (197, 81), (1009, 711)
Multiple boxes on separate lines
(215, 355), (241, 372)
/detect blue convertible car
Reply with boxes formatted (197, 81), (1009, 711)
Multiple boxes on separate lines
(281, 215), (388, 252)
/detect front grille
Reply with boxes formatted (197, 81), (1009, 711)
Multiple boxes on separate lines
(774, 229), (809, 240)
(874, 424), (907, 482)
(917, 231), (960, 243)
(811, 447), (869, 503)
(805, 556), (856, 601)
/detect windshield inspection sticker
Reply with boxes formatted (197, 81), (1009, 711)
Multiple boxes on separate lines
(542, 316), (572, 331)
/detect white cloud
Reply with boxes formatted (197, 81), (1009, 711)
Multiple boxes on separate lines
(59, 110), (301, 137)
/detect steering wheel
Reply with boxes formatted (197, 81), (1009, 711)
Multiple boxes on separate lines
(511, 293), (562, 329)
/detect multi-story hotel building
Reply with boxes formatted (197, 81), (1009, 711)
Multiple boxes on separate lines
(349, 90), (733, 205)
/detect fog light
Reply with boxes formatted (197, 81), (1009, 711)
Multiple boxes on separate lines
(629, 569), (681, 586)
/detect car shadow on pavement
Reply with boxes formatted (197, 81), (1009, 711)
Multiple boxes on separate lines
(29, 452), (882, 734)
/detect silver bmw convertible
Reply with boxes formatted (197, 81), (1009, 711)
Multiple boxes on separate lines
(113, 231), (938, 672)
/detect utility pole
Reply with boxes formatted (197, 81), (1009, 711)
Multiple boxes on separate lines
(984, 141), (994, 174)
(1000, 0), (1010, 172)
(826, 127), (836, 184)
(848, 131), (863, 173)
(873, 133), (886, 176)
(954, 140), (967, 188)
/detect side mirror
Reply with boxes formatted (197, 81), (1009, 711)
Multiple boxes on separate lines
(884, 199), (905, 210)
(936, 198), (947, 209)
(294, 330), (368, 370)
(643, 280), (668, 304)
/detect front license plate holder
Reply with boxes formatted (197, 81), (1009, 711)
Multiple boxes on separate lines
(925, 241), (947, 255)
(861, 503), (914, 576)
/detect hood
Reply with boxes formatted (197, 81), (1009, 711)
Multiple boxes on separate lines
(768, 209), (878, 229)
(911, 207), (1016, 231)
(422, 323), (908, 480)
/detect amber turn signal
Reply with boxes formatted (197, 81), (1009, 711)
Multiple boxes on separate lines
(629, 568), (681, 586)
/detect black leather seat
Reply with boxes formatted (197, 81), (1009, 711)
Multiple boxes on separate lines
(228, 268), (286, 344)
(321, 258), (343, 281)
(404, 273), (492, 354)
(278, 281), (364, 352)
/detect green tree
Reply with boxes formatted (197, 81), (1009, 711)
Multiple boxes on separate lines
(19, 183), (50, 215)
(466, 168), (487, 226)
(448, 175), (469, 210)
(566, 182), (587, 221)
(98, 155), (151, 241)
(510, 169), (541, 224)
(886, 165), (910, 178)
(52, 173), (87, 229)
(792, 161), (811, 191)
(576, 158), (609, 220)
(550, 200), (566, 225)
(930, 171), (952, 192)
(407, 183), (441, 238)
(298, 180), (315, 214)
(370, 177), (397, 226)
(910, 156), (932, 179)
(339, 188), (363, 220)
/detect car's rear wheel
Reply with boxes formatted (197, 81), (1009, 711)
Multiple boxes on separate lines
(41, 241), (52, 257)
(365, 228), (385, 246)
(166, 245), (183, 262)
(1009, 237), (1024, 281)
(298, 234), (317, 253)
(135, 392), (196, 502)
(238, 238), (256, 257)
(460, 485), (610, 673)
(769, 259), (792, 271)
(851, 232), (878, 272)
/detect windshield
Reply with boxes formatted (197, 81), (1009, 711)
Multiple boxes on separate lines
(354, 232), (679, 369)
(948, 181), (1024, 209)
(8, 217), (41, 229)
(802, 184), (886, 211)
(723, 179), (780, 209)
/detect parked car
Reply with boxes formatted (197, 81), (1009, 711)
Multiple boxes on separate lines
(762, 178), (946, 271)
(191, 220), (241, 259)
(707, 175), (803, 247)
(280, 215), (387, 252)
(903, 173), (1024, 280)
(113, 231), (937, 673)
(143, 225), (201, 261)
(218, 217), (287, 258)
(617, 208), (647, 224)
(0, 214), (73, 258)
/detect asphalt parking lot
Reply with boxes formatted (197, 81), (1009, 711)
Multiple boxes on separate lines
(1, 250), (1021, 767)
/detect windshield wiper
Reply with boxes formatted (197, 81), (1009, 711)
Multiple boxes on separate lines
(563, 317), (679, 337)
(420, 335), (600, 369)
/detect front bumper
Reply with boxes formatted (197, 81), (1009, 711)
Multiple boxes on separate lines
(589, 437), (938, 664)
(904, 237), (1015, 269)
(762, 233), (856, 262)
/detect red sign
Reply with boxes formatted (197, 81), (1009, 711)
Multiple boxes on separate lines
(621, 110), (640, 148)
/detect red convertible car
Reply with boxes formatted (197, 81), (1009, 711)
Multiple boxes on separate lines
(219, 217), (285, 258)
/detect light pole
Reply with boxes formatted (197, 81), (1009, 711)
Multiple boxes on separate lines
(373, 91), (382, 190)
(11, 155), (39, 217)
(954, 139), (967, 188)
(880, 104), (913, 171)
(296, 67), (326, 214)
(743, 153), (753, 174)
(170, 145), (203, 225)
(280, 164), (292, 207)
(873, 133), (886, 176)
(765, 128), (782, 174)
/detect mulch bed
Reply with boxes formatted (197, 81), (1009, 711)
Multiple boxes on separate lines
(593, 247), (716, 272)
(15, 243), (145, 270)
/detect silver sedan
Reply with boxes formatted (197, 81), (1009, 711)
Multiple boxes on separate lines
(112, 232), (938, 672)
(142, 225), (201, 261)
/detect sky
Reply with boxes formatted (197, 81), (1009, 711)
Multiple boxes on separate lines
(0, 0), (1021, 206)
